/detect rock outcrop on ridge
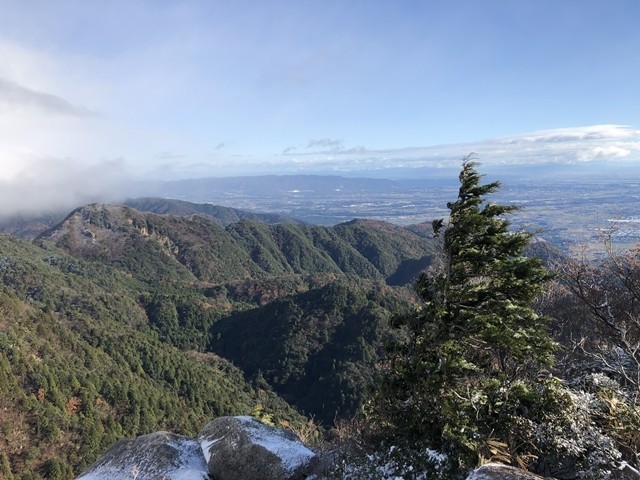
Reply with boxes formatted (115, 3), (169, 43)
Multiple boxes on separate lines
(76, 416), (318, 480)
(75, 431), (209, 479)
(77, 416), (594, 480)
(201, 416), (318, 480)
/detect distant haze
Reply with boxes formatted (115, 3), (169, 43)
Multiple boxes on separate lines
(0, 1), (639, 215)
(2, 139), (640, 218)
(0, 157), (132, 217)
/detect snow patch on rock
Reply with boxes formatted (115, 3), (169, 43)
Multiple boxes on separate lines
(237, 416), (316, 473)
(76, 432), (208, 480)
(200, 437), (222, 464)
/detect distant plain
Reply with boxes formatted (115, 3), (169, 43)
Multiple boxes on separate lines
(144, 164), (640, 258)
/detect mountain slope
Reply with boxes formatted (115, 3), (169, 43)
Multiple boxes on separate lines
(210, 279), (411, 423)
(0, 202), (444, 477)
(32, 204), (439, 425)
(0, 212), (68, 239)
(124, 197), (302, 226)
(38, 204), (437, 286)
(0, 234), (303, 478)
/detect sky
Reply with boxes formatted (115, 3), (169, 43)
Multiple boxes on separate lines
(1, 0), (640, 214)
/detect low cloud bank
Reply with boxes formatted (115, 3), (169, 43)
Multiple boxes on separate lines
(0, 157), (133, 218)
(278, 124), (640, 173)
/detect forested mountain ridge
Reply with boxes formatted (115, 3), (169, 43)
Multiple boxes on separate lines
(2, 194), (637, 479)
(34, 203), (436, 421)
(37, 203), (436, 286)
(0, 202), (439, 478)
(0, 233), (303, 479)
(123, 197), (303, 226)
(0, 213), (68, 240)
(0, 197), (302, 240)
(211, 279), (412, 423)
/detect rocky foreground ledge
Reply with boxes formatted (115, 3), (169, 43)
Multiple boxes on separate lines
(76, 416), (317, 480)
(76, 416), (561, 480)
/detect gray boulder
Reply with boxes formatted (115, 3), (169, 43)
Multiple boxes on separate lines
(200, 416), (318, 480)
(76, 431), (208, 479)
(466, 463), (547, 480)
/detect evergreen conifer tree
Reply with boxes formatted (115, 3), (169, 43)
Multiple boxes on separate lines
(369, 156), (557, 473)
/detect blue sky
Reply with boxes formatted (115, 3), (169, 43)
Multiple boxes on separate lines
(0, 0), (639, 211)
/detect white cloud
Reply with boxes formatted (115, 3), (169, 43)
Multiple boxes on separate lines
(498, 124), (640, 144)
(306, 138), (343, 149)
(0, 77), (96, 116)
(577, 145), (631, 162)
(487, 125), (640, 165)
(0, 157), (131, 217)
(0, 41), (140, 215)
(0, 19), (638, 211)
(0, 39), (57, 91)
(272, 125), (640, 173)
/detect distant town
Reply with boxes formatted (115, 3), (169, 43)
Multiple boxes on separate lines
(148, 171), (640, 259)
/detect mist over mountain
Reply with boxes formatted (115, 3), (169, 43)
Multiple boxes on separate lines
(3, 161), (640, 255)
